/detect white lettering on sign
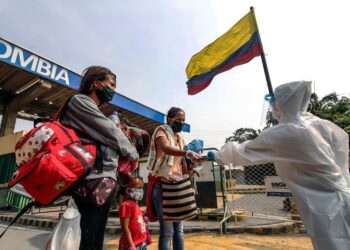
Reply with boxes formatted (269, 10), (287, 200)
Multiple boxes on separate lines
(0, 39), (70, 85)
(37, 58), (51, 76)
(55, 67), (69, 83)
(11, 47), (38, 71)
(0, 40), (12, 59)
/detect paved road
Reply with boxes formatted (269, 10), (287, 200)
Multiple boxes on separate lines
(0, 222), (51, 250)
(0, 222), (313, 250)
(106, 233), (313, 250)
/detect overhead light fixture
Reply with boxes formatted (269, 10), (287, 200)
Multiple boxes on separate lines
(49, 101), (53, 105)
(15, 79), (41, 94)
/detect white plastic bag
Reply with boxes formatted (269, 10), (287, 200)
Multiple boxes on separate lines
(46, 198), (81, 250)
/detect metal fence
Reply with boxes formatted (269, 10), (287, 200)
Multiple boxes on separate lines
(225, 163), (293, 218)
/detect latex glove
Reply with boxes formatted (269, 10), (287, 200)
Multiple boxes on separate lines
(185, 150), (200, 162)
(207, 151), (217, 161)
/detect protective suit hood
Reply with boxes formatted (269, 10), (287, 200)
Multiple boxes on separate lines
(273, 81), (312, 122)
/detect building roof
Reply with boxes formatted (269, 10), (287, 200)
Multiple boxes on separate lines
(0, 37), (190, 133)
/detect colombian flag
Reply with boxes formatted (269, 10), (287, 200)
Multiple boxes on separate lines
(186, 10), (263, 95)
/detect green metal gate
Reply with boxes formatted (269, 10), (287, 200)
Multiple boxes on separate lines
(0, 153), (33, 210)
(0, 153), (17, 184)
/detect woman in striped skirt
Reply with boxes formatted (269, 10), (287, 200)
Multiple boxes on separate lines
(146, 107), (200, 250)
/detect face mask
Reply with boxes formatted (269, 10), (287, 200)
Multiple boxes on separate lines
(96, 86), (115, 103)
(128, 188), (144, 201)
(171, 120), (184, 133)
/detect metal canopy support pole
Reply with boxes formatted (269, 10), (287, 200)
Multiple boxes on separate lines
(220, 163), (238, 235)
(0, 104), (17, 137)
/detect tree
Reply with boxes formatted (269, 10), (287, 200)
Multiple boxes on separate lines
(307, 93), (350, 133)
(225, 128), (261, 143)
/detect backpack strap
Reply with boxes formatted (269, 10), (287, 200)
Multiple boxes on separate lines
(94, 143), (104, 173)
(0, 201), (38, 239)
(32, 96), (73, 127)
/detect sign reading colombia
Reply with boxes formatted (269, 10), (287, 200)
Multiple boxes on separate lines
(0, 38), (80, 89)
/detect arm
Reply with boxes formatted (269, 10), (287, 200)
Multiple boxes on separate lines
(65, 95), (138, 160)
(216, 142), (254, 166)
(155, 135), (200, 160)
(120, 218), (135, 248)
(156, 136), (186, 157)
(216, 131), (276, 166)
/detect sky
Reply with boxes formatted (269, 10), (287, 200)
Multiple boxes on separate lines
(1, 0), (349, 149)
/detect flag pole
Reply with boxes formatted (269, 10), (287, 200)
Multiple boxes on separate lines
(250, 6), (273, 94)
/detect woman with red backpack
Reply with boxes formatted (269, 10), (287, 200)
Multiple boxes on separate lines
(61, 66), (139, 250)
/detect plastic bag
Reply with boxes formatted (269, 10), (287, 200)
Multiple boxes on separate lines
(46, 198), (81, 250)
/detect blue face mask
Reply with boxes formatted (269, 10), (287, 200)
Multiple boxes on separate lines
(128, 188), (144, 201)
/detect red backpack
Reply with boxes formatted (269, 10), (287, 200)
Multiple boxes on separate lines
(0, 101), (96, 239)
(9, 120), (96, 205)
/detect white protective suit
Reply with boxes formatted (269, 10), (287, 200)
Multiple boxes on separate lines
(216, 81), (350, 250)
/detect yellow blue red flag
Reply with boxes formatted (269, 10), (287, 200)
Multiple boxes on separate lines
(186, 10), (263, 95)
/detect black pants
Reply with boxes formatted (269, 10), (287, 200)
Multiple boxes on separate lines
(74, 194), (114, 250)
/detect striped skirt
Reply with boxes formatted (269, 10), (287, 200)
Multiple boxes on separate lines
(161, 177), (197, 221)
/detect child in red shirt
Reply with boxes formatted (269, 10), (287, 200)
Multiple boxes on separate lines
(118, 176), (147, 250)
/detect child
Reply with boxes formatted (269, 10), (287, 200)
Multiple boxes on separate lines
(118, 176), (148, 250)
(108, 112), (150, 175)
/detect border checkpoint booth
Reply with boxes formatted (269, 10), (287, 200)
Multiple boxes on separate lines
(0, 37), (192, 211)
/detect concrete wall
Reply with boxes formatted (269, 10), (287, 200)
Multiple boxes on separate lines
(0, 130), (26, 155)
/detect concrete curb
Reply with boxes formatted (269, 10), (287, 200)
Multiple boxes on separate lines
(148, 223), (299, 235)
(197, 214), (223, 221)
(0, 214), (58, 229)
(0, 214), (303, 236)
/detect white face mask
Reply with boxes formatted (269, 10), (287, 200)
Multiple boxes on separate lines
(128, 188), (144, 201)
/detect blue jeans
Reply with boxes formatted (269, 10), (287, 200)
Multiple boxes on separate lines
(152, 183), (184, 250)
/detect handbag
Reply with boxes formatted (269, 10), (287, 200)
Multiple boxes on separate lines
(74, 144), (115, 206)
(161, 176), (197, 221)
(74, 177), (115, 206)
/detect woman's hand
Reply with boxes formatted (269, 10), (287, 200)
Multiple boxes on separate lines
(186, 150), (201, 163)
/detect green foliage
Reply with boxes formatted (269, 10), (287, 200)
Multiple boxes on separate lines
(307, 93), (350, 133)
(225, 128), (261, 143)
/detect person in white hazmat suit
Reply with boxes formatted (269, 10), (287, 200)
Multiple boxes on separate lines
(212, 81), (350, 250)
